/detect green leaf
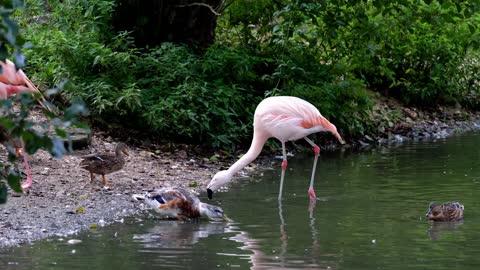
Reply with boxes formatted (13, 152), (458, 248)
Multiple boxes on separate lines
(7, 173), (22, 193)
(55, 128), (67, 138)
(76, 206), (85, 214)
(0, 183), (7, 204)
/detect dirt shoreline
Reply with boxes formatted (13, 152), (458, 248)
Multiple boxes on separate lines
(1, 103), (480, 249)
(0, 134), (227, 249)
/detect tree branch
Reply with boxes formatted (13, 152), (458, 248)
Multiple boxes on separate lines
(176, 2), (222, 16)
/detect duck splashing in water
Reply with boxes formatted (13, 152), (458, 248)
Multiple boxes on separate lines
(133, 187), (229, 221)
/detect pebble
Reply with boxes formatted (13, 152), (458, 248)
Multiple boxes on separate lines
(67, 239), (82, 245)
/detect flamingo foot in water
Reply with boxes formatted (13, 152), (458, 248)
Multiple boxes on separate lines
(308, 187), (317, 200)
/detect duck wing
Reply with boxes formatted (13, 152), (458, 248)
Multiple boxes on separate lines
(80, 152), (114, 160)
(144, 187), (201, 219)
(79, 153), (125, 174)
(153, 187), (200, 206)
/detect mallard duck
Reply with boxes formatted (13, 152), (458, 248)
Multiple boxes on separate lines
(79, 142), (129, 186)
(426, 201), (464, 222)
(133, 187), (229, 221)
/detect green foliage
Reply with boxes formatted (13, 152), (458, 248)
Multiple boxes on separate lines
(0, 0), (26, 65)
(16, 0), (480, 151)
(218, 0), (480, 128)
(0, 1), (87, 203)
(343, 1), (480, 107)
(450, 51), (480, 109)
(20, 1), (265, 148)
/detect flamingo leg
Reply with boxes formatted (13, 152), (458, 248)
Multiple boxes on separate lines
(304, 137), (319, 200)
(19, 139), (33, 190)
(278, 197), (287, 267)
(278, 141), (287, 201)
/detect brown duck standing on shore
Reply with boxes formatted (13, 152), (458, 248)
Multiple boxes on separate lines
(426, 201), (464, 222)
(79, 143), (129, 186)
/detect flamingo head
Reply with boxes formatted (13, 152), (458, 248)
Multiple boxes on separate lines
(206, 170), (231, 199)
(320, 117), (345, 145)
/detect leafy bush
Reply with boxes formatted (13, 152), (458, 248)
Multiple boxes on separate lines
(19, 1), (267, 148)
(335, 1), (480, 106)
(17, 0), (480, 150)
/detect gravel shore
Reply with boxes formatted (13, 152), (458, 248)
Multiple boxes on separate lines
(0, 134), (223, 249)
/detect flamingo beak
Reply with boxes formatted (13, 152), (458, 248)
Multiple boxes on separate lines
(336, 133), (346, 145)
(207, 188), (213, 199)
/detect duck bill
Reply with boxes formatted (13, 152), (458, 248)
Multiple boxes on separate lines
(222, 214), (232, 222)
(207, 188), (213, 199)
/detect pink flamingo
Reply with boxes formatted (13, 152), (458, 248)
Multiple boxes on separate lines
(0, 59), (44, 190)
(207, 96), (345, 201)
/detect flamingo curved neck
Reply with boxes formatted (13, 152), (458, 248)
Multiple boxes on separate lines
(225, 131), (268, 179)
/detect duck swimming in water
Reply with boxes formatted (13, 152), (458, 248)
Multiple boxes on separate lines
(133, 187), (229, 221)
(426, 201), (464, 222)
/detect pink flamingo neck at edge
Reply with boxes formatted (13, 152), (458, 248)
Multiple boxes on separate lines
(225, 130), (269, 179)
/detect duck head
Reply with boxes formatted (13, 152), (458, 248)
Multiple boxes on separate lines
(116, 142), (129, 156)
(199, 202), (230, 222)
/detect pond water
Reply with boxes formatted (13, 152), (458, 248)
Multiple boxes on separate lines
(2, 132), (480, 270)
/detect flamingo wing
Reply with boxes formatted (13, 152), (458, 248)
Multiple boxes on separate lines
(255, 96), (324, 141)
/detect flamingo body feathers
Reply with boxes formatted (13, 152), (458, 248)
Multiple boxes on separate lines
(207, 96), (345, 198)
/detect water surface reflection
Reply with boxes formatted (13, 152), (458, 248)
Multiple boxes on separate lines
(3, 133), (480, 269)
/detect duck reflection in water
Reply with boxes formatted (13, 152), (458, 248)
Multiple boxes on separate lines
(427, 220), (464, 241)
(132, 221), (229, 249)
